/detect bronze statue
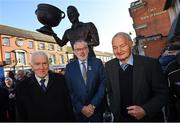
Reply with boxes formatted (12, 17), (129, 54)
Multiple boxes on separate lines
(35, 4), (65, 35)
(53, 5), (100, 58)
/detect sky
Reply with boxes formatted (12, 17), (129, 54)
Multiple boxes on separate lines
(0, 0), (136, 53)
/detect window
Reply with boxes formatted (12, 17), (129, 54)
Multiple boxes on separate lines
(49, 54), (56, 64)
(49, 44), (54, 50)
(38, 43), (45, 50)
(28, 41), (33, 48)
(15, 38), (24, 47)
(57, 46), (63, 51)
(5, 52), (11, 64)
(2, 37), (10, 46)
(60, 55), (64, 64)
(17, 52), (26, 65)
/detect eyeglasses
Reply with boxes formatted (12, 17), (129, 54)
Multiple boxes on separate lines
(74, 47), (88, 52)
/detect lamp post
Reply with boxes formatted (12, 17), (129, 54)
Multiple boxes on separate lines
(65, 51), (69, 63)
(11, 50), (17, 73)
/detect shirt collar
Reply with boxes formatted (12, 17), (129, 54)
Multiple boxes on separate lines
(35, 74), (49, 86)
(78, 59), (88, 65)
(119, 54), (133, 66)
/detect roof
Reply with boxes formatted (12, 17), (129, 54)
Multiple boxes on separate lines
(0, 24), (55, 43)
(49, 65), (66, 70)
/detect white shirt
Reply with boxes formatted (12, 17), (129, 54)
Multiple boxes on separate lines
(35, 74), (49, 87)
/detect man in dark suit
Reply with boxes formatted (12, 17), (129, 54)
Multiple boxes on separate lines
(165, 52), (180, 121)
(15, 51), (74, 121)
(65, 40), (106, 121)
(105, 32), (168, 122)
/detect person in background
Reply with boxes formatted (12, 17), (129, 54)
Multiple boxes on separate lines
(105, 32), (168, 122)
(15, 70), (26, 85)
(4, 77), (16, 121)
(65, 40), (106, 121)
(15, 51), (75, 121)
(165, 52), (180, 121)
(53, 5), (99, 58)
(0, 86), (8, 121)
(159, 44), (180, 72)
(7, 71), (16, 84)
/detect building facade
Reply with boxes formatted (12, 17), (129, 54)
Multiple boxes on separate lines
(164, 0), (180, 43)
(0, 24), (69, 75)
(0, 25), (113, 76)
(129, 0), (171, 58)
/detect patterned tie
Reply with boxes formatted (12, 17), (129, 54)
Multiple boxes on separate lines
(121, 64), (129, 71)
(40, 79), (46, 92)
(81, 61), (87, 84)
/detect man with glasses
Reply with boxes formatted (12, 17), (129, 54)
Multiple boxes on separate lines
(65, 40), (106, 121)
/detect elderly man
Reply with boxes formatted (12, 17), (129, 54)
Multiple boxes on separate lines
(15, 51), (74, 121)
(105, 32), (168, 122)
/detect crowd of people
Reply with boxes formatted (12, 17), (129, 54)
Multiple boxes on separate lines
(0, 69), (28, 121)
(0, 32), (179, 122)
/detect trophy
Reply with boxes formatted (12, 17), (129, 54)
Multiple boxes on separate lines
(35, 3), (65, 35)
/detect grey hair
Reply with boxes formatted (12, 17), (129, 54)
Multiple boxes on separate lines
(5, 77), (13, 82)
(112, 32), (132, 42)
(73, 39), (88, 49)
(30, 51), (48, 64)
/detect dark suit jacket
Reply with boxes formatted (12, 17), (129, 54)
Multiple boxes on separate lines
(65, 57), (106, 121)
(0, 87), (8, 121)
(105, 54), (168, 121)
(15, 71), (75, 121)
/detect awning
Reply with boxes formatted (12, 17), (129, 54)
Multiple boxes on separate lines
(164, 0), (174, 10)
(49, 64), (66, 70)
(167, 12), (180, 42)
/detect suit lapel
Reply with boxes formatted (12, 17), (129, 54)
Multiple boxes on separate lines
(28, 74), (44, 93)
(29, 74), (40, 87)
(112, 59), (121, 104)
(86, 58), (93, 90)
(132, 55), (144, 102)
(47, 72), (54, 90)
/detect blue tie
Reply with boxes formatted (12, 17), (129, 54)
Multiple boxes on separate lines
(40, 79), (46, 92)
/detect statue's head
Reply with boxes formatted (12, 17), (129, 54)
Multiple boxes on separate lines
(67, 5), (79, 23)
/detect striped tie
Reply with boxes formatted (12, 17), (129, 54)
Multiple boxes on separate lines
(81, 61), (87, 84)
(40, 79), (46, 92)
(121, 64), (129, 71)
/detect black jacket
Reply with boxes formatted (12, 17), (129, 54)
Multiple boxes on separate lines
(16, 72), (75, 121)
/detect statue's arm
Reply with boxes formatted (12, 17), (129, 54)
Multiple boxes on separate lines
(88, 22), (100, 46)
(52, 31), (69, 47)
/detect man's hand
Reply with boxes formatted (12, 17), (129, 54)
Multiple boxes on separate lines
(127, 105), (146, 120)
(81, 105), (94, 118)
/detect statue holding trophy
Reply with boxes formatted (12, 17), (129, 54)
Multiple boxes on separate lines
(36, 4), (99, 58)
(35, 3), (65, 35)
